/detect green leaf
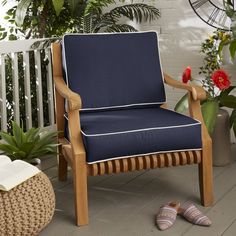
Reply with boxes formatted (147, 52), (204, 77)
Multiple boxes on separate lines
(220, 94), (236, 109)
(0, 144), (20, 159)
(0, 131), (17, 146)
(233, 121), (236, 138)
(108, 4), (160, 23)
(174, 93), (189, 113)
(15, 0), (32, 27)
(19, 142), (35, 158)
(25, 127), (40, 141)
(229, 40), (236, 59)
(68, 0), (81, 13)
(218, 40), (230, 57)
(105, 24), (137, 32)
(12, 121), (24, 147)
(52, 0), (64, 16)
(201, 100), (219, 134)
(219, 86), (236, 98)
(230, 109), (236, 128)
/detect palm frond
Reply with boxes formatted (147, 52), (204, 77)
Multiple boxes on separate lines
(105, 24), (137, 32)
(82, 14), (94, 33)
(107, 4), (160, 23)
(84, 0), (116, 16)
(92, 16), (115, 32)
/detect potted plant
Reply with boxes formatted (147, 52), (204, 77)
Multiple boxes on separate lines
(175, 65), (236, 166)
(0, 121), (58, 167)
(175, 31), (236, 137)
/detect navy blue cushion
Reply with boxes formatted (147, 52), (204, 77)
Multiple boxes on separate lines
(62, 32), (166, 110)
(65, 107), (202, 163)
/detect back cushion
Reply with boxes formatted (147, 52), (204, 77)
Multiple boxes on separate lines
(62, 31), (166, 110)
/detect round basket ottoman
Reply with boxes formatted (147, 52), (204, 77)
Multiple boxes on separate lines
(0, 172), (55, 236)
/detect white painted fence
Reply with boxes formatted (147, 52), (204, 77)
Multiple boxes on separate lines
(0, 39), (55, 131)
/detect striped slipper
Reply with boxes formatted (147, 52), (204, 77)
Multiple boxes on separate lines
(179, 202), (212, 226)
(156, 201), (180, 230)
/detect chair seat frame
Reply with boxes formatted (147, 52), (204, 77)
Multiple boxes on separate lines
(51, 43), (213, 226)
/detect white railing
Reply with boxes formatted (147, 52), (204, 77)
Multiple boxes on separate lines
(0, 39), (55, 131)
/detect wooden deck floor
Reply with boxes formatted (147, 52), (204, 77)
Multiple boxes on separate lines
(39, 145), (236, 236)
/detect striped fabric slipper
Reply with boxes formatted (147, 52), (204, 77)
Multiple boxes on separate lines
(156, 202), (180, 231)
(179, 202), (212, 226)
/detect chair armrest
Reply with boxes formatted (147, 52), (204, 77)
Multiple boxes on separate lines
(164, 73), (206, 101)
(54, 76), (82, 110)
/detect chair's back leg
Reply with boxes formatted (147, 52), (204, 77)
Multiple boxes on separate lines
(58, 145), (68, 181)
(51, 43), (68, 181)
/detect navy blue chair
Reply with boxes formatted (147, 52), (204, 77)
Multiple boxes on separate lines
(51, 32), (213, 226)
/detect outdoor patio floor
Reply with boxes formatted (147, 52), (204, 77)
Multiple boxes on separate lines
(39, 144), (236, 236)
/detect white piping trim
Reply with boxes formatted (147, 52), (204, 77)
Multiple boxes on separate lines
(62, 38), (69, 86)
(80, 102), (164, 111)
(81, 122), (201, 137)
(62, 31), (166, 111)
(86, 148), (202, 164)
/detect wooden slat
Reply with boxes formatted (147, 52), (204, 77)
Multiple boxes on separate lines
(12, 52), (20, 124)
(105, 161), (113, 174)
(180, 151), (187, 165)
(0, 54), (7, 131)
(193, 150), (202, 163)
(128, 157), (136, 171)
(187, 151), (194, 164)
(172, 152), (180, 166)
(165, 153), (172, 167)
(121, 159), (128, 172)
(144, 155), (151, 169)
(136, 156), (144, 170)
(150, 154), (158, 169)
(113, 159), (120, 173)
(159, 154), (165, 168)
(34, 50), (44, 127)
(23, 51), (32, 129)
(98, 162), (105, 175)
(90, 164), (98, 176)
(45, 48), (55, 125)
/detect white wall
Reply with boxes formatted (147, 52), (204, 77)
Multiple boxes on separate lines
(114, 0), (235, 108)
(135, 0), (235, 108)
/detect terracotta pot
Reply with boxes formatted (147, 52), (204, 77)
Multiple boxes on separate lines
(211, 109), (232, 166)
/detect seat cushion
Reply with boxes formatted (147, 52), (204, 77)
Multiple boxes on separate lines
(62, 32), (166, 111)
(65, 107), (202, 163)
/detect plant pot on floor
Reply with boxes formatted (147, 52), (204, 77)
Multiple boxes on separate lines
(212, 109), (232, 166)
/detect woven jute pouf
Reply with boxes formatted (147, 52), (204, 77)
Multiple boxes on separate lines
(0, 172), (55, 236)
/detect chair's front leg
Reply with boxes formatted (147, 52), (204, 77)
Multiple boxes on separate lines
(73, 153), (89, 226)
(188, 93), (214, 206)
(68, 108), (89, 226)
(199, 138), (214, 206)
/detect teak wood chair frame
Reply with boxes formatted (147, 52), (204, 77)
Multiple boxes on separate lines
(51, 43), (214, 226)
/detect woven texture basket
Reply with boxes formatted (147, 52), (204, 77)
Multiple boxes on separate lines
(0, 172), (55, 236)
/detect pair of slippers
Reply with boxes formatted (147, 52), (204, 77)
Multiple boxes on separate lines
(156, 201), (212, 231)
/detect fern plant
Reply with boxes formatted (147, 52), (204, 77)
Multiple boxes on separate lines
(0, 121), (58, 162)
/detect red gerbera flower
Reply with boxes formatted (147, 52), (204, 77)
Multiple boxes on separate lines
(211, 69), (231, 90)
(182, 66), (191, 84)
